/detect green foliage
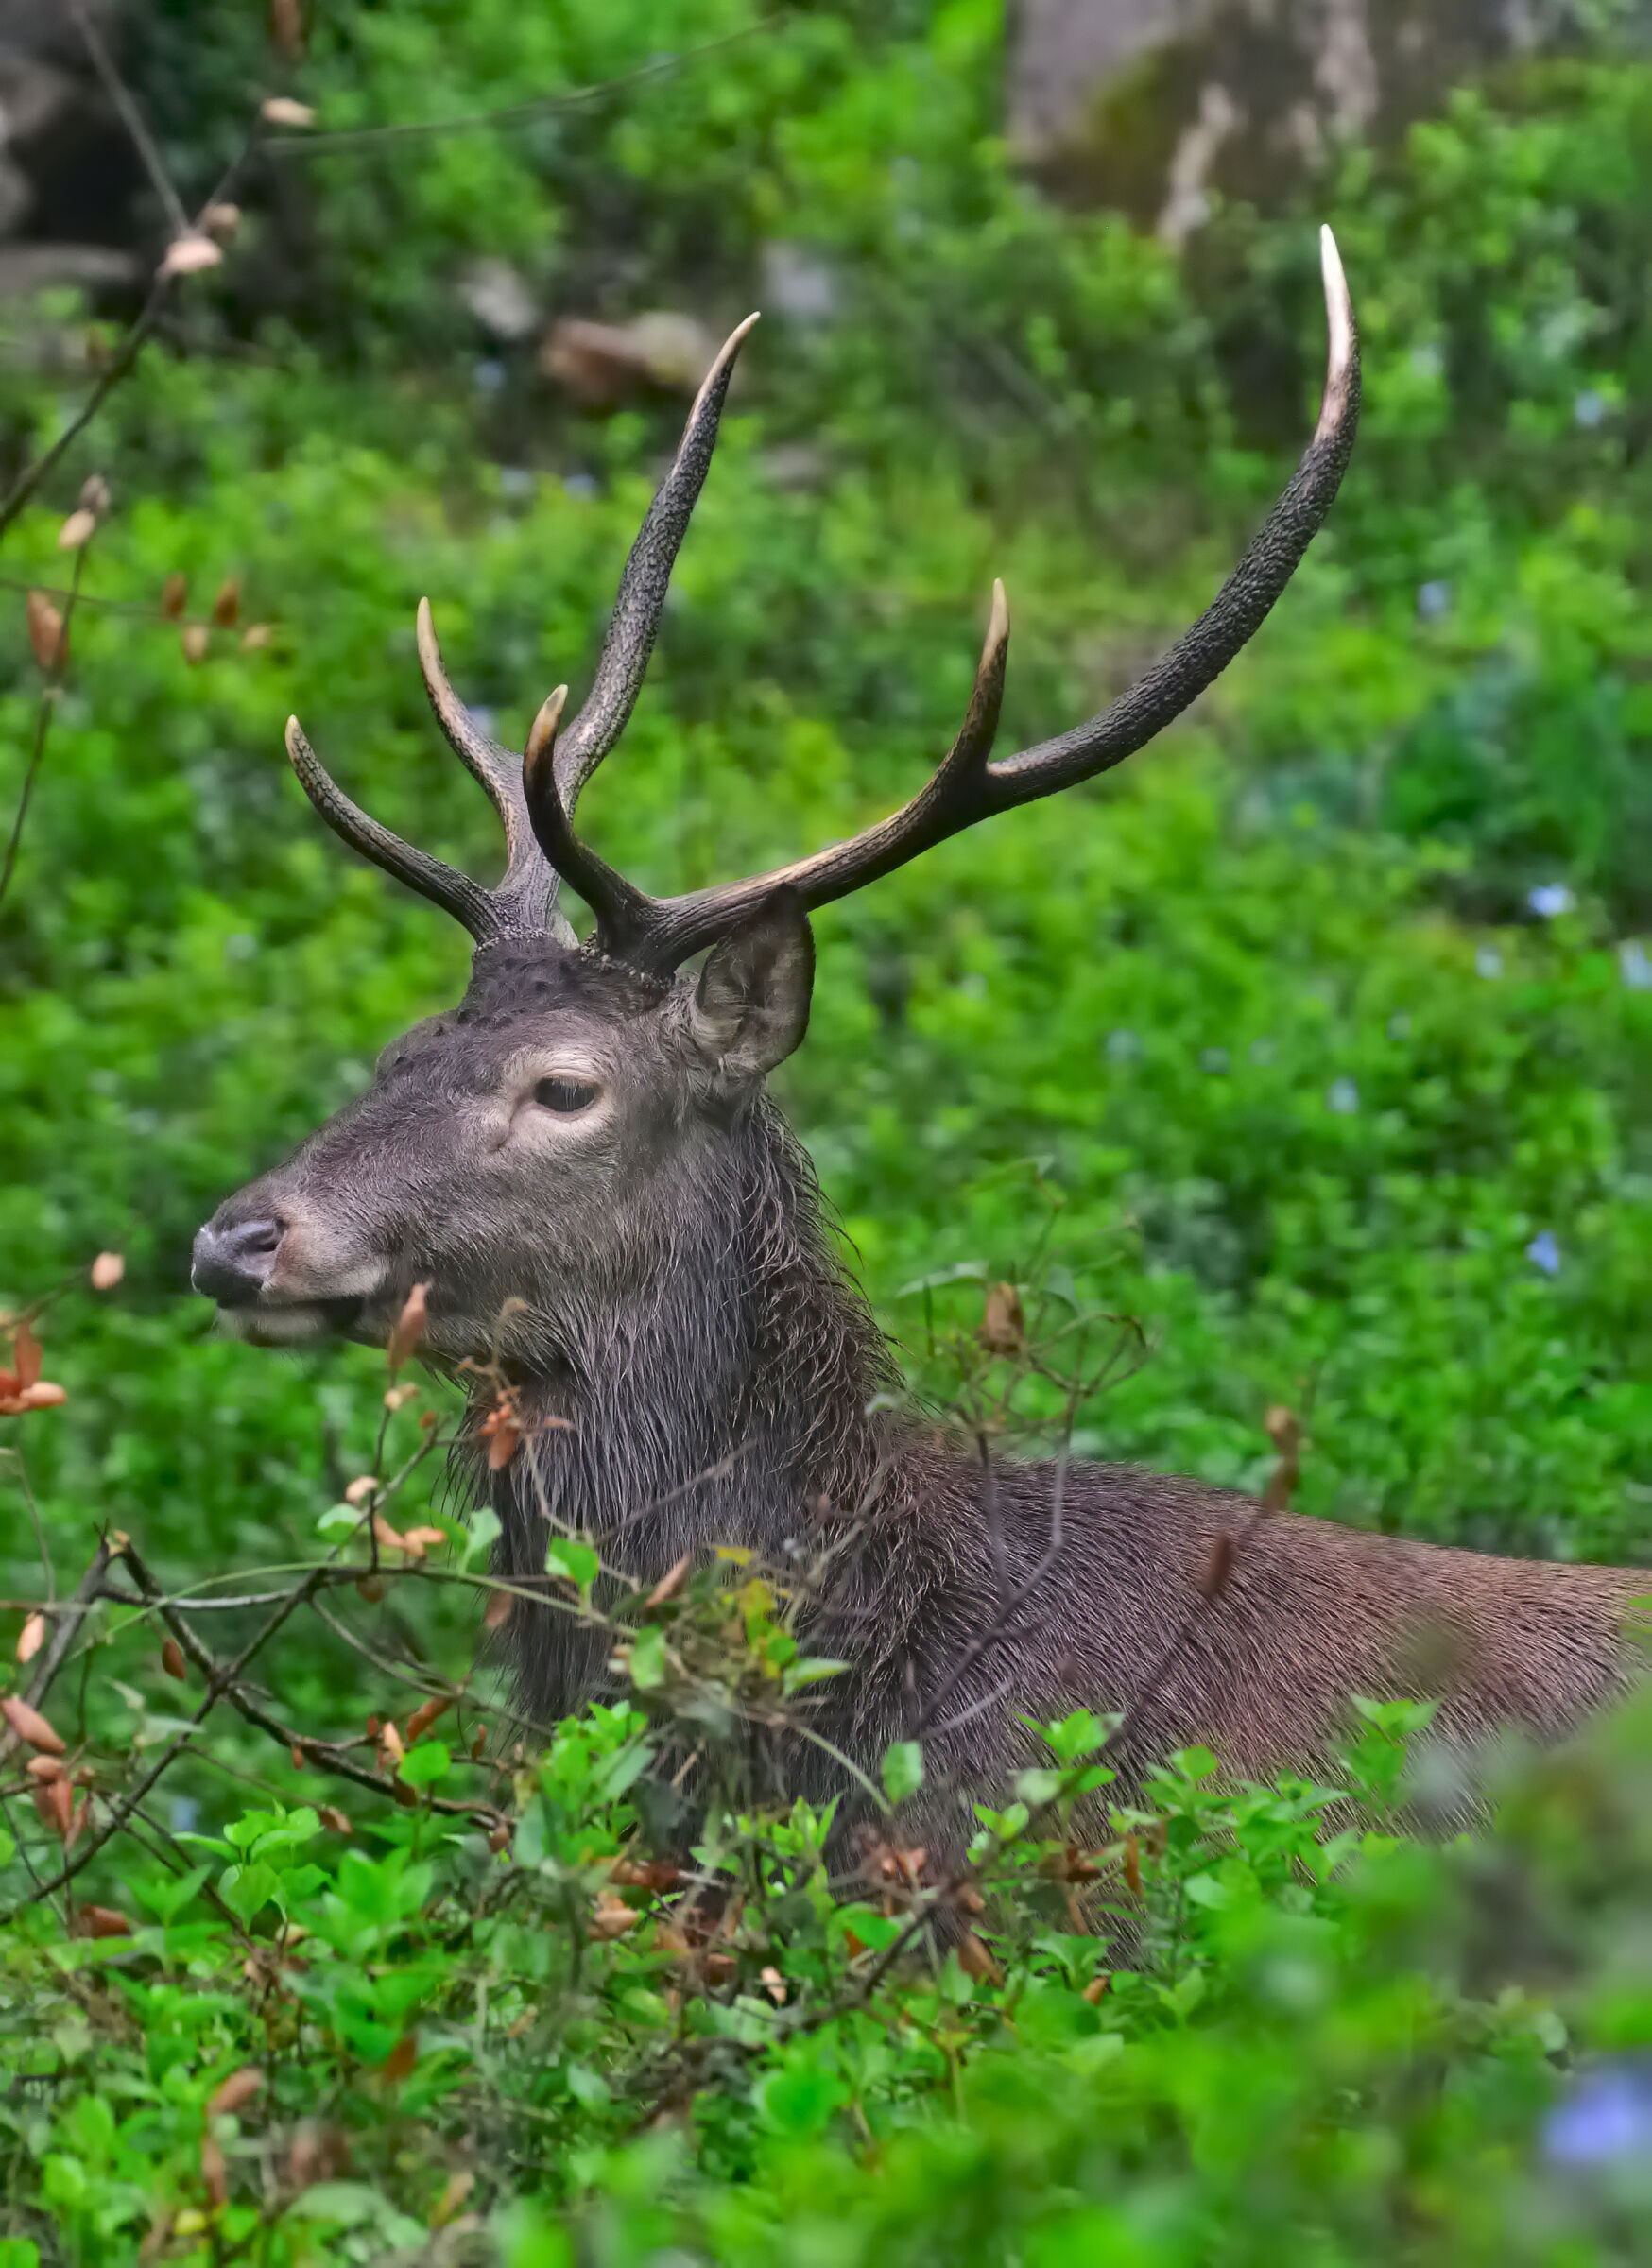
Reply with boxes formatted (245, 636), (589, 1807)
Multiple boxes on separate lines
(0, 1), (1650, 2259)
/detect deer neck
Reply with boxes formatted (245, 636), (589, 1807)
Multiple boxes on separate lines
(483, 1103), (893, 1577)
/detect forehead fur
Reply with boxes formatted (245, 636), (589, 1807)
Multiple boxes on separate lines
(376, 936), (672, 1078)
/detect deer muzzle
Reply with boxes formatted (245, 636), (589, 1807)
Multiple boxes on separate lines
(191, 1216), (284, 1306)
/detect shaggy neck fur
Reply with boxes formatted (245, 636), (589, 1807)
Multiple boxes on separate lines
(485, 1093), (899, 1727)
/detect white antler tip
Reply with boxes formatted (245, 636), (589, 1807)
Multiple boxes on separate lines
(692, 313), (762, 420)
(525, 686), (569, 771)
(1318, 224), (1354, 376)
(988, 577), (1009, 648)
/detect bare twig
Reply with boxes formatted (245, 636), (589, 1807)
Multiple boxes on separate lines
(0, 1537), (112, 1772)
(66, 0), (190, 239)
(0, 541), (91, 915)
(267, 19), (781, 158)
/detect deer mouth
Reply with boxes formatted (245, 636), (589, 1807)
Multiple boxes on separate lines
(215, 1296), (369, 1348)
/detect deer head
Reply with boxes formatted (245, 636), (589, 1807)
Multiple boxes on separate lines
(192, 230), (1359, 1375)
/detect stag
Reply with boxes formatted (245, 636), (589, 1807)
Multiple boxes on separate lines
(193, 232), (1642, 1843)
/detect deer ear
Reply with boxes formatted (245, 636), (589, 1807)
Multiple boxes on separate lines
(689, 887), (815, 1082)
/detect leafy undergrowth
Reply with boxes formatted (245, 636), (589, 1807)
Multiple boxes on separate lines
(0, 1297), (1649, 2266)
(5, 1647), (1652, 2265)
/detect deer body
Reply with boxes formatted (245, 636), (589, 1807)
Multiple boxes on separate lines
(191, 233), (1643, 1828)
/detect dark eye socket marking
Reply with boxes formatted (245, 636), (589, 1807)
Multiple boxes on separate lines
(533, 1075), (599, 1114)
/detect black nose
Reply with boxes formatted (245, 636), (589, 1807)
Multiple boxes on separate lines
(191, 1218), (283, 1306)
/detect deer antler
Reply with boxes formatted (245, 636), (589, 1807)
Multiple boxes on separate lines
(524, 226), (1360, 975)
(281, 318), (761, 947)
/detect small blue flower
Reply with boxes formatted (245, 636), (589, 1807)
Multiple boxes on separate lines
(1545, 2060), (1652, 2166)
(1326, 1076), (1359, 1115)
(563, 472), (600, 502)
(1529, 883), (1574, 919)
(1525, 1230), (1561, 1278)
(170, 1796), (199, 1834)
(1619, 939), (1652, 992)
(1417, 579), (1452, 622)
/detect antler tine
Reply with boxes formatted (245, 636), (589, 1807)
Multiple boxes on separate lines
(285, 716), (504, 943)
(982, 223), (1357, 803)
(552, 313), (760, 814)
(525, 226), (1358, 976)
(416, 598), (570, 937)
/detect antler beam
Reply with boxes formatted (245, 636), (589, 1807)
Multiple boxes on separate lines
(525, 226), (1360, 976)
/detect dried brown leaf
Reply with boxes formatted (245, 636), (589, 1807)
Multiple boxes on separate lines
(26, 591), (65, 669)
(2, 1693), (65, 1754)
(90, 1250), (125, 1291)
(201, 201), (241, 242)
(589, 1891), (639, 1941)
(206, 2067), (264, 2119)
(239, 621), (273, 651)
(429, 2170), (474, 2229)
(212, 576), (241, 627)
(387, 1281), (429, 1375)
(483, 1587), (513, 1631)
(162, 1637), (187, 1682)
(956, 1930), (1002, 1984)
(343, 1475), (377, 1506)
(1123, 1831), (1143, 1899)
(181, 622), (209, 664)
(160, 234), (224, 280)
(160, 572), (188, 619)
(645, 1554), (692, 1609)
(1081, 1973), (1111, 2005)
(260, 96), (316, 127)
(405, 1695), (450, 1744)
(26, 1754), (63, 1782)
(1200, 1532), (1235, 1601)
(77, 474), (111, 518)
(16, 1611), (44, 1664)
(77, 1905), (133, 1939)
(200, 2133), (228, 2208)
(380, 2033), (418, 2083)
(978, 1280), (1025, 1356)
(318, 1805), (352, 1834)
(290, 1742), (305, 1770)
(57, 508), (96, 551)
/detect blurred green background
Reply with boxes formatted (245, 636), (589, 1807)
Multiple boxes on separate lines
(3, 0), (1650, 1601)
(3, 7), (1652, 2261)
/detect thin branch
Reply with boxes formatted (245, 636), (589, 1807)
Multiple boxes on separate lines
(0, 1538), (112, 1772)
(267, 19), (781, 158)
(0, 542), (91, 915)
(66, 0), (190, 239)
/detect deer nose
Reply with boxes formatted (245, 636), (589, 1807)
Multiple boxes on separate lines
(191, 1217), (284, 1306)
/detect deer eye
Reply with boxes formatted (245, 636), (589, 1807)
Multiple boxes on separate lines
(533, 1075), (599, 1114)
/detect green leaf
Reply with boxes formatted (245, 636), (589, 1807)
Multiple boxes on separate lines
(398, 1740), (452, 1789)
(628, 1624), (666, 1691)
(882, 1740), (924, 1805)
(546, 1539), (599, 1590)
